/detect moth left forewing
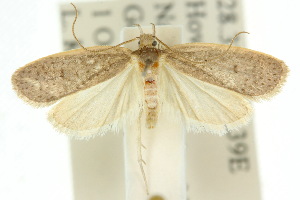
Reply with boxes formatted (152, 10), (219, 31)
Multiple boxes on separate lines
(165, 43), (288, 101)
(12, 46), (132, 107)
(48, 59), (144, 139)
(158, 60), (253, 135)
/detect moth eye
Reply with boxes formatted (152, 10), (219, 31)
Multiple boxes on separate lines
(138, 41), (140, 45)
(152, 41), (157, 46)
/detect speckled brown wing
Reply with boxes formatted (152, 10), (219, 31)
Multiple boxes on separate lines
(164, 43), (288, 100)
(12, 46), (132, 107)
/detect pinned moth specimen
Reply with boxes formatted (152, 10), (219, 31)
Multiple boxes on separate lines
(11, 3), (288, 195)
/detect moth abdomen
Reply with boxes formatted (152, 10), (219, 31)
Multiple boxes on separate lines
(144, 73), (159, 129)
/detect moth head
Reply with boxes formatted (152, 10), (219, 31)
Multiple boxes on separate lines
(135, 24), (158, 49)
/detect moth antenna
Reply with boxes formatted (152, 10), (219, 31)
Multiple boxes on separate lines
(71, 3), (138, 53)
(154, 36), (172, 51)
(71, 3), (87, 50)
(134, 24), (144, 35)
(155, 36), (193, 61)
(159, 31), (249, 64)
(204, 31), (250, 62)
(150, 23), (156, 36)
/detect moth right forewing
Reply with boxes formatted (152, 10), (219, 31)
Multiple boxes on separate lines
(158, 60), (253, 135)
(12, 46), (132, 107)
(166, 43), (288, 100)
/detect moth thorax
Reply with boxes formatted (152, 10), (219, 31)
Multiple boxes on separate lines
(138, 48), (160, 66)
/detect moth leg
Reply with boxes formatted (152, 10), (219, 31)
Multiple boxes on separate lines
(137, 111), (149, 195)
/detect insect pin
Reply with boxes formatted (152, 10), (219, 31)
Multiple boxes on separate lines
(11, 3), (288, 195)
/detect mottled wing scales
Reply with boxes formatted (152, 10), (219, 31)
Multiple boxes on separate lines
(165, 43), (288, 100)
(48, 61), (144, 138)
(159, 62), (253, 135)
(12, 46), (132, 106)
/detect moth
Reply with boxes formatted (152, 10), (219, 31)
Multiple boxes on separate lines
(11, 3), (288, 195)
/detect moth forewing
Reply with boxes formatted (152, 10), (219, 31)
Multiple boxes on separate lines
(11, 46), (132, 107)
(159, 59), (253, 135)
(48, 59), (144, 138)
(166, 43), (288, 100)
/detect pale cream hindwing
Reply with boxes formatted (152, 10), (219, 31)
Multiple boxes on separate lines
(165, 43), (288, 100)
(11, 46), (132, 107)
(48, 62), (144, 138)
(159, 60), (253, 135)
